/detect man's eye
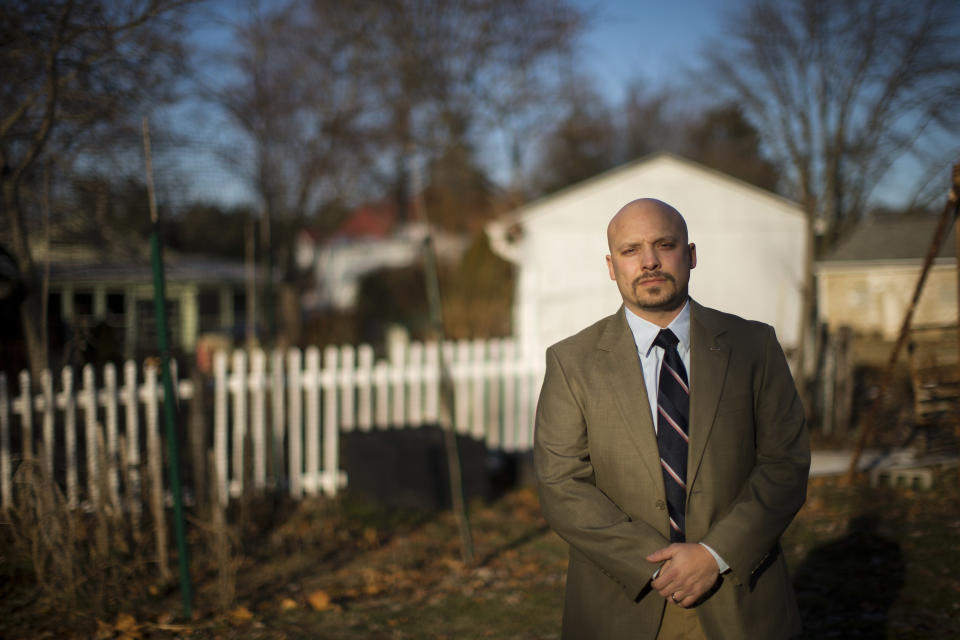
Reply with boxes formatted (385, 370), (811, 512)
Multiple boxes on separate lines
(622, 247), (636, 255)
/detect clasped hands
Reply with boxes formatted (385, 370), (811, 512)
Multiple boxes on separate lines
(648, 543), (720, 608)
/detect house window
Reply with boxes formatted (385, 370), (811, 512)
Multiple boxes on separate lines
(233, 290), (246, 317)
(47, 292), (62, 323)
(198, 289), (220, 334)
(106, 291), (125, 328)
(74, 291), (94, 319)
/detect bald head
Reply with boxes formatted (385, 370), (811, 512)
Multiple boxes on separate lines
(605, 198), (695, 325)
(607, 198), (688, 252)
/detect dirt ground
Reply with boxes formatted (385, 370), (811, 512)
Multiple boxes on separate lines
(3, 463), (960, 640)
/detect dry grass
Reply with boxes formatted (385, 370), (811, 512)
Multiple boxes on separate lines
(3, 468), (959, 639)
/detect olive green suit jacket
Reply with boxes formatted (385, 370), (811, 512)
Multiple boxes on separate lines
(534, 301), (810, 639)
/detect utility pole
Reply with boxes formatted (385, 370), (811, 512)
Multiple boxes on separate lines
(143, 117), (193, 617)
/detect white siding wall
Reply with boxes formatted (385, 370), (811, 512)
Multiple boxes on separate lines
(493, 155), (807, 358)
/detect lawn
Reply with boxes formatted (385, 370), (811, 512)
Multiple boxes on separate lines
(2, 467), (959, 639)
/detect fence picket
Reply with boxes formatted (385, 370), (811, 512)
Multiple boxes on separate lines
(251, 349), (267, 490)
(271, 350), (285, 485)
(389, 341), (406, 427)
(230, 351), (247, 497)
(103, 364), (121, 510)
(304, 347), (321, 495)
(424, 342), (440, 424)
(1, 374), (10, 510)
(213, 351), (228, 506)
(374, 359), (389, 429)
(18, 371), (32, 461)
(469, 340), (485, 441)
(287, 348), (303, 498)
(340, 346), (356, 432)
(1, 338), (546, 513)
(322, 346), (339, 496)
(82, 365), (100, 509)
(39, 371), (53, 477)
(503, 341), (519, 452)
(407, 342), (423, 426)
(62, 367), (78, 508)
(485, 342), (501, 449)
(143, 364), (169, 579)
(356, 345), (374, 431)
(123, 361), (141, 517)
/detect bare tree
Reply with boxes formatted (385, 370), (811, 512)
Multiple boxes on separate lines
(0, 0), (198, 378)
(684, 103), (780, 192)
(207, 0), (582, 344)
(706, 0), (960, 239)
(702, 0), (960, 377)
(210, 1), (377, 233)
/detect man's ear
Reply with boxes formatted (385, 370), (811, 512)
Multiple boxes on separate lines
(606, 254), (616, 280)
(688, 243), (697, 269)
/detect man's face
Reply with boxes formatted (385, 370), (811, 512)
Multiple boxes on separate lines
(605, 202), (696, 322)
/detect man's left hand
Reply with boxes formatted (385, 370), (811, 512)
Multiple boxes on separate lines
(647, 543), (720, 608)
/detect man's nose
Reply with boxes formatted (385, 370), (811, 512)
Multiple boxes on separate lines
(640, 247), (660, 269)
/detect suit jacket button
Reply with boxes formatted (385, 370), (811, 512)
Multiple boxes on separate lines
(655, 500), (666, 511)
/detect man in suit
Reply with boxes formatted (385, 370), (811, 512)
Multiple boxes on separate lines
(534, 198), (810, 639)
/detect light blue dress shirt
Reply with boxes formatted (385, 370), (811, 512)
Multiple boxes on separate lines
(624, 303), (691, 430)
(623, 302), (729, 574)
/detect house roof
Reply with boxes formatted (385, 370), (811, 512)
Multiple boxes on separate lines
(820, 213), (956, 264)
(47, 254), (256, 284)
(493, 151), (803, 228)
(486, 150), (805, 264)
(24, 240), (264, 285)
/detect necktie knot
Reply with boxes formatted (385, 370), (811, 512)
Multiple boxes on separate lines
(654, 328), (680, 351)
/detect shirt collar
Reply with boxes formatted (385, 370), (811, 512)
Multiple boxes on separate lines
(624, 300), (691, 358)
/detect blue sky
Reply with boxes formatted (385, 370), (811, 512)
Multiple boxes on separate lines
(171, 0), (945, 210)
(571, 0), (743, 100)
(176, 1), (748, 206)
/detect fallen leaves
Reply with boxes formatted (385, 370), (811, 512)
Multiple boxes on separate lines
(95, 613), (141, 640)
(229, 605), (254, 622)
(307, 589), (334, 611)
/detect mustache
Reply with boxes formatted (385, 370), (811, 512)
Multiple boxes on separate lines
(633, 272), (676, 287)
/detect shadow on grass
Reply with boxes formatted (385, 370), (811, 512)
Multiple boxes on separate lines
(793, 513), (904, 639)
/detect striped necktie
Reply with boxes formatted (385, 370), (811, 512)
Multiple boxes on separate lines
(654, 328), (689, 543)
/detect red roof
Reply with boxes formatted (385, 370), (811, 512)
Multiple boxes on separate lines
(334, 199), (413, 238)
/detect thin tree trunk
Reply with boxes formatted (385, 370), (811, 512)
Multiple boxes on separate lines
(3, 178), (46, 379)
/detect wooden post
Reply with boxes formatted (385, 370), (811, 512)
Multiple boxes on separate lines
(416, 206), (474, 563)
(847, 162), (960, 481)
(955, 169), (960, 484)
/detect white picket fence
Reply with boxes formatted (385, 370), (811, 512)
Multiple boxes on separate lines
(0, 338), (544, 512)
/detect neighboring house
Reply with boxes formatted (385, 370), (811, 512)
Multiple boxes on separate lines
(816, 213), (957, 340)
(486, 152), (808, 359)
(297, 200), (467, 313)
(35, 242), (260, 361)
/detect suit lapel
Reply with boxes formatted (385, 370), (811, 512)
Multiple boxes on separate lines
(688, 300), (730, 488)
(597, 309), (663, 487)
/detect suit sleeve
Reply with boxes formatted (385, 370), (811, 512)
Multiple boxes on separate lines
(534, 346), (668, 600)
(700, 325), (810, 584)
